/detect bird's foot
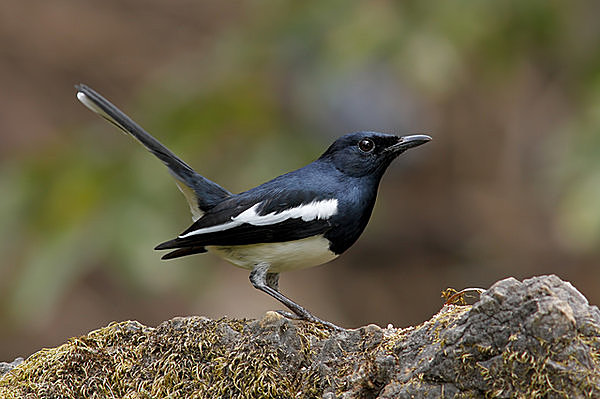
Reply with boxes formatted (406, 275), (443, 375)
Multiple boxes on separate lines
(275, 310), (346, 332)
(275, 310), (301, 320)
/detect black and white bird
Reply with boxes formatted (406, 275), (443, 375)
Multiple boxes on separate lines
(76, 84), (431, 331)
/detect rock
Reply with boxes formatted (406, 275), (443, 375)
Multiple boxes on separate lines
(1, 275), (599, 398)
(0, 358), (23, 378)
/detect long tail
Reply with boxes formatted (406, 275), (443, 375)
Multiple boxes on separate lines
(75, 84), (231, 219)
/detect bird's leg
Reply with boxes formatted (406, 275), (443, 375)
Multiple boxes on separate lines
(265, 272), (279, 291)
(249, 263), (345, 332)
(265, 272), (300, 320)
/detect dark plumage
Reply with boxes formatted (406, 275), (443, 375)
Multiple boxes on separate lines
(76, 84), (431, 331)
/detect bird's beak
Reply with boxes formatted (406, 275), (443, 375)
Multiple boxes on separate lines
(386, 134), (432, 154)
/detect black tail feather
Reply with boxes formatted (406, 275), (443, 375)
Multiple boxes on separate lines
(154, 239), (179, 250)
(160, 246), (208, 260)
(75, 84), (231, 212)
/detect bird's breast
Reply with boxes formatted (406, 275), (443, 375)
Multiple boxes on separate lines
(206, 235), (338, 273)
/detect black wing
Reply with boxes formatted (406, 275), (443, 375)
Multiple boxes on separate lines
(155, 189), (337, 259)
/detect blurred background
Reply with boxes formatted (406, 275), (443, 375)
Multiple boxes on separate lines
(2, 0), (600, 360)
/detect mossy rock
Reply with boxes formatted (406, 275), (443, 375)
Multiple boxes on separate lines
(1, 275), (599, 398)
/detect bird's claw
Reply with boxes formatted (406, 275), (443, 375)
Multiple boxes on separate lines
(276, 310), (346, 332)
(275, 310), (301, 320)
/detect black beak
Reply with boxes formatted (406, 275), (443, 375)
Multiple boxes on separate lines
(386, 134), (432, 154)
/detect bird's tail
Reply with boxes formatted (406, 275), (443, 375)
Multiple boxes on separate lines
(75, 84), (231, 219)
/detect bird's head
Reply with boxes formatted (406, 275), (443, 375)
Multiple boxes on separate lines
(319, 132), (431, 178)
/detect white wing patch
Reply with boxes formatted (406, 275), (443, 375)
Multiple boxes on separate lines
(179, 198), (338, 239)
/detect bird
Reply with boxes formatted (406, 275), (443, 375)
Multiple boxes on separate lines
(75, 84), (431, 331)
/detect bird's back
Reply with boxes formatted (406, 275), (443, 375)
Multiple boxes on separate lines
(157, 157), (380, 261)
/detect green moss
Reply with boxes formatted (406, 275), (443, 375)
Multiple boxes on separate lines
(0, 317), (320, 398)
(480, 334), (600, 398)
(2, 305), (598, 398)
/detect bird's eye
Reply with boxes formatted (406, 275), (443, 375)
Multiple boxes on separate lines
(358, 138), (375, 153)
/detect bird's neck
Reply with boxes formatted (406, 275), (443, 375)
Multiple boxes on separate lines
(325, 175), (381, 255)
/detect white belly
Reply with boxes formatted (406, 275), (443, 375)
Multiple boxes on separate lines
(207, 235), (338, 273)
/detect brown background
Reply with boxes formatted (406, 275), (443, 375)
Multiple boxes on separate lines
(1, 1), (600, 360)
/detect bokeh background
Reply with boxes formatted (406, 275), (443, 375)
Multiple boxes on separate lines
(2, 1), (600, 360)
